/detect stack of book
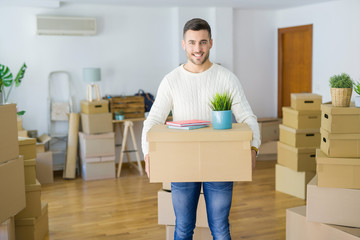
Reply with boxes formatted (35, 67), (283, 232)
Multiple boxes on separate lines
(165, 120), (210, 130)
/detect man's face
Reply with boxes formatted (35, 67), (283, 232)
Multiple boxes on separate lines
(182, 30), (213, 66)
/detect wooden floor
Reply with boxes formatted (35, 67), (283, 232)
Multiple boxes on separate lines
(41, 160), (305, 240)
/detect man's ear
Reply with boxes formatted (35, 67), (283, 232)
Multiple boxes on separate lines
(181, 39), (186, 50)
(209, 38), (213, 49)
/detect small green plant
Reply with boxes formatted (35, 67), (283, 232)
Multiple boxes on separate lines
(116, 109), (124, 115)
(209, 92), (234, 111)
(354, 81), (360, 95)
(329, 73), (353, 88)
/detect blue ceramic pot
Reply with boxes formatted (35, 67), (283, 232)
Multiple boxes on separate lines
(212, 110), (232, 129)
(115, 114), (125, 120)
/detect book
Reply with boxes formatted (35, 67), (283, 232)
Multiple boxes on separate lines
(165, 119), (211, 127)
(167, 125), (209, 130)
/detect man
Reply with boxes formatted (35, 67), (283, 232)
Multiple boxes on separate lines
(141, 18), (260, 240)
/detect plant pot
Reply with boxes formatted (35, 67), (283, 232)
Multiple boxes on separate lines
(355, 96), (360, 108)
(115, 114), (125, 120)
(212, 110), (232, 130)
(331, 88), (352, 107)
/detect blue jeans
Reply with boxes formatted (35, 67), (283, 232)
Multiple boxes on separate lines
(171, 182), (233, 240)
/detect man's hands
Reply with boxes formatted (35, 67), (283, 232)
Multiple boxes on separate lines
(145, 154), (150, 178)
(251, 149), (256, 171)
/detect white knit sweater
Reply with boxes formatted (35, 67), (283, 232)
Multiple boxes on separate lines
(141, 63), (261, 156)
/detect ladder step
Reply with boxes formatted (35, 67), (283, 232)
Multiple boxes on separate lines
(122, 150), (138, 153)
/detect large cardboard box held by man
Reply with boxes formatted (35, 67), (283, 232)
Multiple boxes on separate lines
(306, 176), (360, 228)
(148, 123), (252, 182)
(0, 104), (19, 163)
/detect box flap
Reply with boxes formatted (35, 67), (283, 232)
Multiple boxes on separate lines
(37, 134), (51, 144)
(148, 123), (252, 142)
(320, 128), (360, 140)
(282, 107), (321, 116)
(277, 141), (316, 153)
(321, 104), (360, 115)
(24, 159), (36, 166)
(25, 179), (41, 192)
(291, 93), (322, 100)
(316, 149), (360, 165)
(18, 137), (36, 146)
(279, 124), (320, 134)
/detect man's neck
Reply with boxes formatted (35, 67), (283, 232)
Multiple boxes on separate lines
(183, 61), (213, 73)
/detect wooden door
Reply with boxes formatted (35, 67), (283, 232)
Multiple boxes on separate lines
(278, 24), (313, 118)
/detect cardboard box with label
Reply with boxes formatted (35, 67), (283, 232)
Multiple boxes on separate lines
(0, 156), (26, 223)
(286, 206), (360, 240)
(277, 142), (316, 172)
(321, 104), (360, 133)
(282, 107), (321, 130)
(148, 123), (252, 182)
(166, 225), (211, 240)
(36, 152), (53, 185)
(81, 155), (115, 181)
(81, 100), (109, 114)
(306, 176), (360, 228)
(24, 159), (37, 185)
(290, 93), (322, 111)
(275, 164), (315, 199)
(15, 202), (49, 240)
(0, 104), (19, 163)
(18, 137), (37, 160)
(320, 128), (360, 158)
(316, 149), (360, 189)
(158, 190), (208, 227)
(81, 113), (113, 134)
(257, 118), (281, 142)
(79, 132), (115, 158)
(15, 180), (42, 219)
(279, 124), (320, 148)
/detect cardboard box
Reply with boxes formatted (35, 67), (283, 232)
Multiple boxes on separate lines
(81, 113), (113, 134)
(0, 156), (26, 223)
(307, 176), (360, 228)
(0, 104), (19, 163)
(15, 202), (49, 240)
(320, 128), (360, 158)
(18, 137), (37, 160)
(321, 104), (360, 133)
(158, 190), (208, 227)
(24, 159), (37, 185)
(279, 124), (320, 148)
(290, 93), (322, 111)
(166, 225), (212, 240)
(17, 130), (28, 137)
(81, 100), (109, 114)
(148, 123), (252, 182)
(79, 132), (115, 158)
(316, 149), (360, 189)
(282, 107), (321, 129)
(0, 217), (15, 240)
(277, 141), (316, 172)
(36, 152), (54, 184)
(15, 180), (42, 219)
(162, 182), (204, 193)
(17, 117), (23, 131)
(257, 140), (277, 160)
(35, 144), (45, 153)
(81, 155), (115, 181)
(286, 206), (360, 240)
(257, 118), (281, 142)
(275, 164), (315, 199)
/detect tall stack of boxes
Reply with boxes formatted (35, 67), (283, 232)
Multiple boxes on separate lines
(0, 104), (26, 240)
(79, 99), (115, 181)
(15, 137), (49, 240)
(286, 103), (360, 239)
(276, 93), (322, 199)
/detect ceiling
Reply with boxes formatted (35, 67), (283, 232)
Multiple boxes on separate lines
(2, 0), (338, 9)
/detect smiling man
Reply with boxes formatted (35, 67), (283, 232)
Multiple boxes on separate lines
(141, 18), (260, 240)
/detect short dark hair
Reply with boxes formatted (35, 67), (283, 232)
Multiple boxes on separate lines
(183, 18), (212, 39)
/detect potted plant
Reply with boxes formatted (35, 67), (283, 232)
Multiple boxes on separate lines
(115, 109), (125, 120)
(329, 73), (353, 107)
(353, 81), (360, 107)
(209, 92), (234, 130)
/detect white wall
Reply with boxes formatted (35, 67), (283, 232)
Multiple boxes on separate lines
(276, 0), (360, 103)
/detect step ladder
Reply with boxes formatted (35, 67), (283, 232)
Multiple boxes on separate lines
(116, 120), (144, 177)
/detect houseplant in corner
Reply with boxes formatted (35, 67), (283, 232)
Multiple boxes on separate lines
(329, 73), (353, 107)
(353, 80), (360, 107)
(209, 92), (234, 130)
(115, 109), (125, 120)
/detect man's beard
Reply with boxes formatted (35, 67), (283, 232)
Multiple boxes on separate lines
(188, 51), (210, 65)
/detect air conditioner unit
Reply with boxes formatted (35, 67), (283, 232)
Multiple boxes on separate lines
(36, 15), (96, 36)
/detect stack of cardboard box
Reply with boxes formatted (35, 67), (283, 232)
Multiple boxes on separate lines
(276, 93), (322, 199)
(285, 103), (360, 239)
(0, 104), (26, 240)
(15, 136), (49, 240)
(79, 99), (115, 181)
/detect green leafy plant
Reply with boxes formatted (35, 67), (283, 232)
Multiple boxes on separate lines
(209, 92), (234, 111)
(0, 63), (27, 115)
(353, 81), (360, 95)
(116, 109), (124, 115)
(329, 73), (353, 88)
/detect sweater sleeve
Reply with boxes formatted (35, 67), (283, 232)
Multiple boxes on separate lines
(229, 74), (261, 149)
(141, 77), (173, 156)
